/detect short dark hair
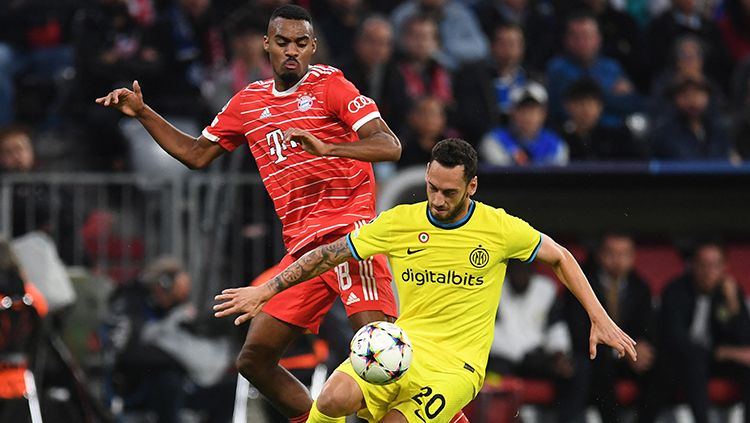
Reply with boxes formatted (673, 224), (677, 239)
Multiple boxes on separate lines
(565, 78), (603, 102)
(688, 239), (726, 262)
(430, 138), (478, 183)
(403, 13), (437, 35)
(492, 21), (523, 40)
(270, 4), (313, 24)
(565, 10), (599, 33)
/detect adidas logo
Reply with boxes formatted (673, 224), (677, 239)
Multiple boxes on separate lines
(345, 292), (360, 305)
(260, 108), (272, 119)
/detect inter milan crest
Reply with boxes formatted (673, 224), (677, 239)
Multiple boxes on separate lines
(298, 95), (314, 112)
(469, 245), (489, 268)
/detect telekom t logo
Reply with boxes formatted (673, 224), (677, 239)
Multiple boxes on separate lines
(266, 129), (298, 163)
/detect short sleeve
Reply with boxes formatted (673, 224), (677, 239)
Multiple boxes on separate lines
(501, 212), (542, 263)
(325, 72), (381, 132)
(202, 90), (247, 152)
(346, 211), (393, 261)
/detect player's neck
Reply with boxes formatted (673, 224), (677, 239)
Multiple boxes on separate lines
(273, 68), (310, 92)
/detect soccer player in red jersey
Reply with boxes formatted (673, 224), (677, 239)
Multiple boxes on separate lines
(96, 5), (402, 422)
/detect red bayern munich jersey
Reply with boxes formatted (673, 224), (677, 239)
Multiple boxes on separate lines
(202, 64), (381, 254)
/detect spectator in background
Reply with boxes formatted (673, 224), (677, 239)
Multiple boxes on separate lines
(639, 242), (750, 423)
(649, 78), (730, 160)
(0, 238), (48, 423)
(546, 12), (642, 128)
(391, 0), (489, 70)
(338, 15), (398, 111)
(203, 9), (272, 111)
(480, 81), (569, 166)
(488, 260), (574, 387)
(717, 0), (750, 64)
(106, 257), (234, 423)
(650, 35), (724, 114)
(398, 96), (454, 168)
(0, 0), (76, 126)
(561, 78), (643, 161)
(580, 0), (650, 91)
(385, 14), (453, 134)
(453, 22), (529, 145)
(474, 0), (558, 74)
(731, 57), (750, 160)
(562, 233), (656, 423)
(0, 126), (35, 173)
(316, 0), (366, 63)
(0, 126), (76, 264)
(70, 0), (163, 169)
(646, 0), (731, 91)
(0, 126), (50, 238)
(149, 0), (224, 119)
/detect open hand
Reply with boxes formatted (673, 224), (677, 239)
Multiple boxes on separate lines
(589, 316), (638, 362)
(95, 80), (145, 118)
(213, 286), (271, 326)
(284, 128), (332, 156)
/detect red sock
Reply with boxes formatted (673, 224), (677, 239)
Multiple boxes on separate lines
(450, 410), (469, 423)
(289, 411), (310, 423)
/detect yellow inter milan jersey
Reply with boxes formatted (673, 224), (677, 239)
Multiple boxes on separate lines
(343, 200), (541, 422)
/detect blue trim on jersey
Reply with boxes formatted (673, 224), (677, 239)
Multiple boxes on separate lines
(426, 200), (476, 230)
(524, 233), (543, 263)
(346, 233), (363, 261)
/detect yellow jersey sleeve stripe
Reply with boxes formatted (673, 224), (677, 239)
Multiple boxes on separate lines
(523, 232), (543, 263)
(346, 233), (364, 261)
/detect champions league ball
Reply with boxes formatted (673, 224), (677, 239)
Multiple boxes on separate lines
(349, 321), (412, 385)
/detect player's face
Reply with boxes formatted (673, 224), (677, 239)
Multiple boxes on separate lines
(425, 161), (477, 224)
(265, 18), (317, 88)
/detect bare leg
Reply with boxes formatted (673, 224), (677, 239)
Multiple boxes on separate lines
(315, 371), (366, 417)
(380, 409), (408, 423)
(235, 312), (311, 417)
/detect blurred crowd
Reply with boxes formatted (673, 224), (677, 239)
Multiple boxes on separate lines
(2, 0), (750, 173)
(3, 0), (750, 422)
(488, 235), (750, 423)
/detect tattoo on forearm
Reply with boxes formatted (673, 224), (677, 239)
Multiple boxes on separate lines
(268, 238), (353, 294)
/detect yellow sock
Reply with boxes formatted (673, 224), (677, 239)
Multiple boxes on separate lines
(306, 400), (346, 423)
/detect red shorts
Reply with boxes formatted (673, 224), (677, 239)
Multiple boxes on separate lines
(260, 252), (397, 333)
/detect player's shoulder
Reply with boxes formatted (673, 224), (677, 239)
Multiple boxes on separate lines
(307, 64), (347, 83)
(473, 201), (506, 219)
(473, 201), (527, 227)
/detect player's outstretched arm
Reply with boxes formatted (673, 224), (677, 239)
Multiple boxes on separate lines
(213, 236), (353, 325)
(95, 80), (225, 169)
(535, 234), (638, 362)
(284, 117), (401, 162)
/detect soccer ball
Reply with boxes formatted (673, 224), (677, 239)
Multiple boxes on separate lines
(349, 321), (412, 385)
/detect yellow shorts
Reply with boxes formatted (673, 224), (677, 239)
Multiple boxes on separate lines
(336, 357), (480, 423)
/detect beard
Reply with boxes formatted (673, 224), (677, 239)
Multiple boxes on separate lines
(430, 191), (469, 223)
(279, 70), (303, 86)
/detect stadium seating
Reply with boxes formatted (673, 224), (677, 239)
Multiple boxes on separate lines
(468, 242), (750, 421)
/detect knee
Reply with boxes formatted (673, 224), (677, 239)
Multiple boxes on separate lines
(315, 376), (362, 417)
(235, 345), (275, 381)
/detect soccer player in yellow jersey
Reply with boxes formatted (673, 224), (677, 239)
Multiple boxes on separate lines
(214, 138), (637, 423)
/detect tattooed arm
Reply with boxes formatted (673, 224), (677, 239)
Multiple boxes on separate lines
(213, 236), (353, 325)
